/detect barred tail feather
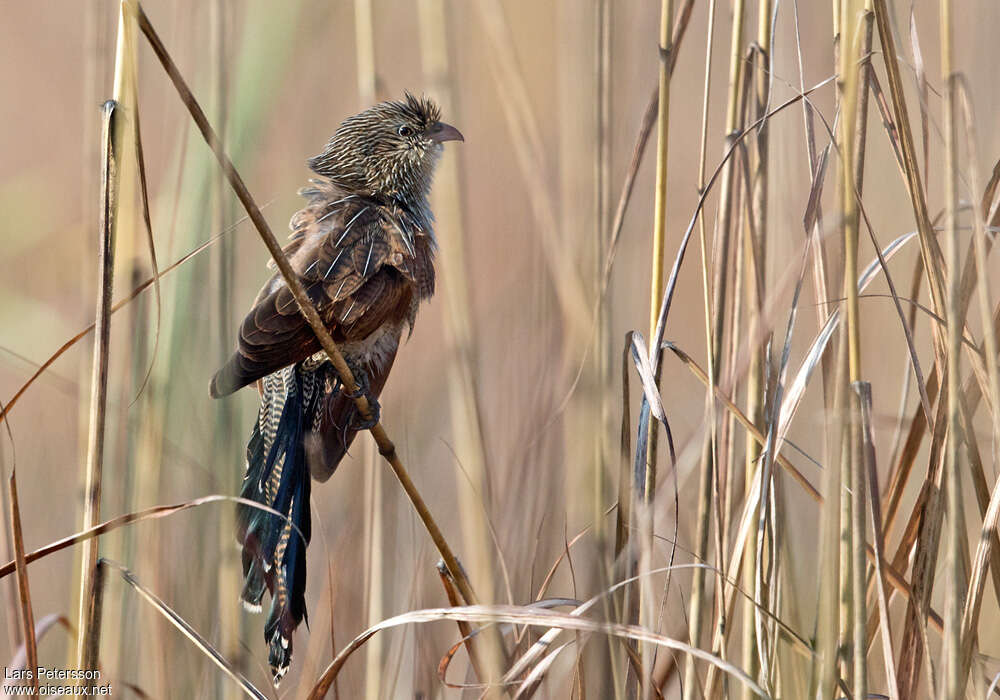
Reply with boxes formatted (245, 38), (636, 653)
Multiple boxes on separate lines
(236, 362), (328, 684)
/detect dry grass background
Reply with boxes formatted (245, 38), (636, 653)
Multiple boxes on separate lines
(3, 0), (1000, 697)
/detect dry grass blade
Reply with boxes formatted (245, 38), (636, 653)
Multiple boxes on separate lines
(908, 10), (930, 185)
(436, 561), (487, 687)
(776, 231), (918, 452)
(512, 642), (574, 700)
(76, 98), (119, 671)
(956, 74), (1000, 685)
(104, 559), (268, 699)
(113, 0), (161, 405)
(0, 495), (298, 581)
(665, 341), (945, 633)
(79, 558), (107, 678)
(628, 333), (666, 423)
(6, 469), (38, 695)
(940, 0), (963, 693)
(308, 605), (771, 699)
(855, 381), (900, 700)
(871, 0), (946, 318)
(133, 2), (477, 608)
(508, 564), (704, 686)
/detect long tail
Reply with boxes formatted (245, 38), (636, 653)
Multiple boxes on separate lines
(236, 362), (330, 683)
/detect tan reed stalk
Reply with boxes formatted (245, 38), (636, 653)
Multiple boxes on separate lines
(135, 0), (481, 642)
(71, 11), (104, 667)
(688, 0), (724, 692)
(7, 471), (38, 696)
(684, 2), (743, 697)
(594, 0), (612, 547)
(642, 1), (674, 692)
(593, 0), (618, 692)
(940, 0), (963, 695)
(836, 1), (868, 697)
(417, 0), (505, 691)
(741, 1), (770, 693)
(208, 3), (242, 697)
(647, 0), (674, 346)
(75, 95), (121, 673)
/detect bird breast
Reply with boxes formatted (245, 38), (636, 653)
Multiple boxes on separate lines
(338, 321), (401, 373)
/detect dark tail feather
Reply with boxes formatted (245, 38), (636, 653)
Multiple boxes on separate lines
(236, 364), (325, 683)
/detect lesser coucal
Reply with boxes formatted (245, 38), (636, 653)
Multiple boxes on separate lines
(209, 94), (462, 682)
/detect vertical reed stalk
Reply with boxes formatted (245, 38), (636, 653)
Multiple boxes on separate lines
(742, 1), (770, 694)
(75, 98), (120, 671)
(209, 2), (242, 696)
(644, 1), (674, 692)
(836, 0), (866, 696)
(684, 2), (742, 697)
(593, 0), (618, 693)
(940, 0), (963, 696)
(689, 0), (724, 692)
(418, 0), (505, 691)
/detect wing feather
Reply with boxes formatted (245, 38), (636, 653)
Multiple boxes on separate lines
(209, 182), (432, 398)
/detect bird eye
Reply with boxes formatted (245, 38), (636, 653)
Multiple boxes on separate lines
(397, 125), (414, 137)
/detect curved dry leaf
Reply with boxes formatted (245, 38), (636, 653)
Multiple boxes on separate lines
(104, 560), (267, 700)
(628, 332), (665, 422)
(775, 230), (918, 453)
(512, 641), (573, 699)
(0, 494), (303, 581)
(308, 605), (770, 699)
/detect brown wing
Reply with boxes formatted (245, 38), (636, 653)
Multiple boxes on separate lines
(209, 184), (428, 398)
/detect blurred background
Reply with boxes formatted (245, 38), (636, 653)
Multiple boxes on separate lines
(3, 0), (1000, 697)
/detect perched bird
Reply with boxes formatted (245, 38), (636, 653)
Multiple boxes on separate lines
(209, 93), (462, 682)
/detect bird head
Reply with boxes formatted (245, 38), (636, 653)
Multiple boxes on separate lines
(308, 93), (463, 206)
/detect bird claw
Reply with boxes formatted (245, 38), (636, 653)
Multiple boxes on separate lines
(338, 365), (380, 431)
(349, 398), (380, 431)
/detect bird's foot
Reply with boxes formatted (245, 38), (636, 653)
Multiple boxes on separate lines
(338, 363), (381, 431)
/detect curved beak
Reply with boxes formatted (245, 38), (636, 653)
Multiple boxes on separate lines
(429, 121), (464, 143)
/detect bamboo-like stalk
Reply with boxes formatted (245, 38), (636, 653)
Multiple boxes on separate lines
(940, 0), (963, 695)
(134, 0), (480, 631)
(644, 1), (674, 693)
(839, 1), (870, 697)
(75, 97), (120, 673)
(742, 1), (770, 694)
(683, 2), (742, 697)
(647, 0), (674, 346)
